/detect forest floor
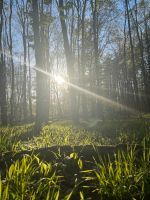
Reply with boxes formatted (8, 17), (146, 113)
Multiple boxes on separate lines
(0, 117), (150, 199)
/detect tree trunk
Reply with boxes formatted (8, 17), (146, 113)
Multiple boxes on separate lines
(132, 0), (150, 111)
(91, 0), (103, 119)
(125, 0), (139, 110)
(80, 0), (88, 118)
(58, 0), (78, 122)
(32, 0), (49, 132)
(0, 0), (7, 125)
(9, 0), (15, 124)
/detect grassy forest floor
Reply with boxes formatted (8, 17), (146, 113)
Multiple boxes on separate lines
(0, 117), (150, 199)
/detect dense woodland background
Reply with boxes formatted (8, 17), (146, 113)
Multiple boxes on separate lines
(0, 0), (150, 128)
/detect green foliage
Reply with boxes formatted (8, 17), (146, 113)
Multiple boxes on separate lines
(0, 119), (149, 152)
(0, 120), (150, 199)
(0, 124), (33, 153)
(86, 118), (150, 141)
(16, 123), (103, 150)
(0, 155), (60, 200)
(5, 142), (147, 199)
(81, 147), (150, 199)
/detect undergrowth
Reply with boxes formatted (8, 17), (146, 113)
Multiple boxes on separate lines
(0, 119), (148, 152)
(0, 120), (150, 199)
(0, 145), (150, 199)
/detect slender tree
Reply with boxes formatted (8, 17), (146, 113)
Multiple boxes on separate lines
(0, 0), (7, 125)
(16, 0), (28, 121)
(125, 0), (139, 110)
(8, 0), (15, 124)
(58, 0), (78, 122)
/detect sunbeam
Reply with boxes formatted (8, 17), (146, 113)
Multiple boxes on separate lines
(33, 66), (138, 114)
(0, 49), (139, 114)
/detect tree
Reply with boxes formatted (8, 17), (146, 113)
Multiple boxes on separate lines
(0, 0), (7, 125)
(125, 0), (139, 110)
(58, 0), (78, 122)
(16, 0), (28, 122)
(32, 0), (50, 131)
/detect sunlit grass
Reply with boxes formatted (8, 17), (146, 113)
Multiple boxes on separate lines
(14, 123), (115, 151)
(0, 155), (60, 200)
(0, 119), (149, 152)
(1, 144), (150, 199)
(0, 124), (33, 153)
(81, 146), (150, 199)
(0, 120), (150, 199)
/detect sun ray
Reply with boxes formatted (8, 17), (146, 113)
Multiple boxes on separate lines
(33, 66), (138, 114)
(0, 49), (139, 115)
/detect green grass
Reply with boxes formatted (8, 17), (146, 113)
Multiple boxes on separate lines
(0, 119), (150, 199)
(1, 145), (150, 199)
(0, 124), (33, 153)
(1, 119), (149, 153)
(0, 155), (60, 200)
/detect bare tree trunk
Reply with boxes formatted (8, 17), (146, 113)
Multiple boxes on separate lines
(125, 0), (139, 110)
(123, 9), (134, 115)
(0, 0), (7, 125)
(91, 0), (103, 119)
(32, 0), (49, 132)
(80, 0), (88, 118)
(26, 5), (33, 122)
(16, 0), (28, 121)
(27, 42), (33, 122)
(132, 0), (150, 111)
(58, 0), (78, 122)
(9, 0), (15, 124)
(22, 23), (27, 121)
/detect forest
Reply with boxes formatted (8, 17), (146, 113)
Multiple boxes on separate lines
(0, 0), (150, 199)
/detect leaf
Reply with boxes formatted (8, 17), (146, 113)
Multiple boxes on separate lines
(54, 190), (59, 200)
(2, 184), (9, 200)
(79, 191), (84, 200)
(46, 189), (50, 200)
(81, 170), (93, 173)
(78, 158), (83, 169)
(40, 162), (48, 175)
(70, 152), (78, 160)
(64, 191), (73, 200)
(34, 155), (40, 164)
(8, 164), (15, 178)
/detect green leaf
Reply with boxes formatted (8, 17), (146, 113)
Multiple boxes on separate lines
(79, 191), (84, 200)
(54, 190), (59, 200)
(8, 164), (15, 178)
(70, 152), (78, 160)
(34, 155), (40, 164)
(78, 158), (83, 169)
(64, 191), (73, 200)
(2, 184), (9, 200)
(46, 189), (50, 200)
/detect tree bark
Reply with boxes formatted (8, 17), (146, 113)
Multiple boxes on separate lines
(91, 0), (103, 119)
(125, 0), (139, 110)
(32, 0), (49, 131)
(0, 0), (7, 125)
(9, 0), (15, 124)
(80, 0), (88, 118)
(132, 0), (150, 111)
(58, 0), (78, 122)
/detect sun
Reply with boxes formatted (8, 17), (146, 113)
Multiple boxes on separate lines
(54, 75), (65, 85)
